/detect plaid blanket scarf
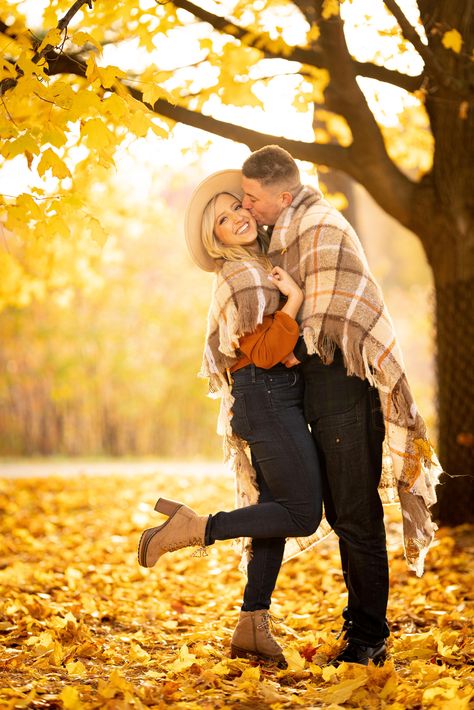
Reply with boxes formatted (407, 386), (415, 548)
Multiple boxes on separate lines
(199, 257), (334, 568)
(268, 185), (443, 576)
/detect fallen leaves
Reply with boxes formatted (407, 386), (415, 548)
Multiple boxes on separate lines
(0, 465), (472, 709)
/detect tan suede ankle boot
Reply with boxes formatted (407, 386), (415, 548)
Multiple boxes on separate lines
(230, 610), (286, 666)
(138, 498), (208, 568)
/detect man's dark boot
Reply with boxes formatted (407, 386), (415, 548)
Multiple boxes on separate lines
(331, 639), (387, 666)
(335, 606), (353, 639)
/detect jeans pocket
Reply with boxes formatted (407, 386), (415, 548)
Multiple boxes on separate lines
(266, 369), (299, 390)
(230, 391), (251, 439)
(315, 405), (362, 452)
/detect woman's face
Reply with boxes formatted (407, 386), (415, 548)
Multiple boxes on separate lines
(213, 193), (258, 247)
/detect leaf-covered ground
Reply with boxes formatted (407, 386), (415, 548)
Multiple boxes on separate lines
(0, 464), (472, 709)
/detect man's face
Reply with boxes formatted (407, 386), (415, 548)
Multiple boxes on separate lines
(241, 176), (289, 227)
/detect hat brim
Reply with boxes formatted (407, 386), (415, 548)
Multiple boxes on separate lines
(184, 169), (243, 272)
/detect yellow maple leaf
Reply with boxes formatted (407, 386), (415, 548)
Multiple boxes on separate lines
(70, 89), (101, 119)
(16, 49), (47, 79)
(142, 84), (164, 108)
(72, 30), (102, 53)
(210, 659), (232, 675)
(37, 148), (71, 180)
(43, 123), (68, 149)
(97, 65), (127, 89)
(322, 664), (338, 681)
(442, 29), (463, 53)
(98, 669), (134, 698)
(37, 28), (63, 53)
(128, 110), (151, 138)
(80, 118), (115, 149)
(322, 0), (340, 20)
(60, 686), (82, 710)
(85, 55), (99, 82)
(53, 641), (65, 666)
(128, 642), (151, 664)
(284, 644), (306, 670)
(307, 25), (321, 43)
(319, 675), (368, 704)
(239, 666), (261, 682)
(102, 93), (129, 119)
(2, 134), (40, 160)
(66, 660), (87, 676)
(169, 644), (198, 672)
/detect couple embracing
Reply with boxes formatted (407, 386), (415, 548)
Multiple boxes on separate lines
(137, 145), (441, 668)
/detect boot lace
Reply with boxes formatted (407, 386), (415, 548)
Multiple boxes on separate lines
(192, 545), (208, 557)
(257, 611), (284, 646)
(163, 538), (208, 556)
(335, 618), (353, 640)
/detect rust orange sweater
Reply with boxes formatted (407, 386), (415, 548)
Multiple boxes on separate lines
(230, 311), (299, 373)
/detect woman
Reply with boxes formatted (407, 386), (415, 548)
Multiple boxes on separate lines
(137, 170), (323, 665)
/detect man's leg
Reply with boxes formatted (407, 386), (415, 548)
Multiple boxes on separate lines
(303, 353), (389, 652)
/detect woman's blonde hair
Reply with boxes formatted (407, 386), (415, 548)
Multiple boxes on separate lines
(201, 192), (270, 266)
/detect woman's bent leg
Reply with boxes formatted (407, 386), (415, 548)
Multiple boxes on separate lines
(209, 366), (322, 542)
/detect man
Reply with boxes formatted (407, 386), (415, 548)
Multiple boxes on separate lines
(241, 145), (441, 665)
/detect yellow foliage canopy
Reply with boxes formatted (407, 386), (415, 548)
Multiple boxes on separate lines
(0, 0), (467, 315)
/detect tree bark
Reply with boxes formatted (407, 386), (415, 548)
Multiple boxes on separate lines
(434, 277), (474, 524)
(414, 0), (474, 523)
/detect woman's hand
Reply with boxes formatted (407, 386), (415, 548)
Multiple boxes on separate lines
(268, 267), (302, 299)
(268, 266), (303, 319)
(282, 352), (302, 368)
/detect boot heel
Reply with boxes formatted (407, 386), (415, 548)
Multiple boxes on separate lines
(230, 645), (248, 660)
(154, 498), (182, 516)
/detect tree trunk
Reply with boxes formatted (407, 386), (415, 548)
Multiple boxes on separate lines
(413, 0), (474, 524)
(433, 276), (474, 524)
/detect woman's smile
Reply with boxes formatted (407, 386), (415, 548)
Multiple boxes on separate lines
(214, 193), (258, 246)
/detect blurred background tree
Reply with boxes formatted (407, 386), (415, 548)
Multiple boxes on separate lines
(0, 166), (219, 458)
(0, 0), (472, 522)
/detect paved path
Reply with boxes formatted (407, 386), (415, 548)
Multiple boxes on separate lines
(0, 459), (224, 478)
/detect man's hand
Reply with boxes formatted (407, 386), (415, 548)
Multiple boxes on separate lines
(282, 352), (301, 368)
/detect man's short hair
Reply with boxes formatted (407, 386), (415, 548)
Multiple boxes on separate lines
(242, 144), (301, 194)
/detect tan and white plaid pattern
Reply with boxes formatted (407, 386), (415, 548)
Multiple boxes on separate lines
(199, 258), (281, 392)
(268, 186), (443, 576)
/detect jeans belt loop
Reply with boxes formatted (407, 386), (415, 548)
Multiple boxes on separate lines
(251, 364), (256, 383)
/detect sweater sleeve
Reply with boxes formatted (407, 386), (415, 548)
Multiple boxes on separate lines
(237, 311), (299, 369)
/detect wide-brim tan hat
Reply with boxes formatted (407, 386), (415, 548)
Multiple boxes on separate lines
(184, 169), (242, 272)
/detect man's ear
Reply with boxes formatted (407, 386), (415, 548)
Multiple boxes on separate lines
(281, 192), (293, 208)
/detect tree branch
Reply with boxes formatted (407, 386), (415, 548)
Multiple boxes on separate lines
(172, 0), (323, 64)
(356, 61), (422, 92)
(308, 3), (416, 225)
(37, 46), (418, 229)
(383, 0), (466, 95)
(32, 0), (95, 62)
(0, 0), (95, 95)
(383, 0), (431, 61)
(171, 0), (422, 93)
(39, 52), (352, 171)
(153, 98), (353, 170)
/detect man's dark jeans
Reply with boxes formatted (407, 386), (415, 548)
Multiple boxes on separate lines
(302, 349), (390, 645)
(206, 364), (322, 611)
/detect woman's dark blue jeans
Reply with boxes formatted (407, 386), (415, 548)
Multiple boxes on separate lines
(206, 363), (322, 611)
